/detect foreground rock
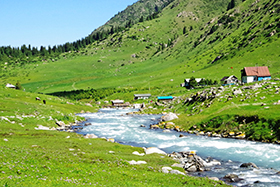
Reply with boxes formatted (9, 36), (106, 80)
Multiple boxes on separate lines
(170, 151), (221, 172)
(161, 112), (178, 121)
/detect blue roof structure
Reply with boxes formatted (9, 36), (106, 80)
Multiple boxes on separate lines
(157, 96), (173, 100)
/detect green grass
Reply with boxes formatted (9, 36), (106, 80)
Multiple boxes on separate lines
(1, 0), (280, 185)
(0, 87), (229, 186)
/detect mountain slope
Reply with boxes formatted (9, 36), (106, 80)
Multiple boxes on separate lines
(1, 0), (280, 94)
(91, 0), (174, 34)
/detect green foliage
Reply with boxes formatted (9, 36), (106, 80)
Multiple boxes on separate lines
(227, 0), (235, 11)
(15, 81), (22, 90)
(189, 76), (197, 88)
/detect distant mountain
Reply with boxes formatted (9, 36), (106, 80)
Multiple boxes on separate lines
(90, 0), (174, 35)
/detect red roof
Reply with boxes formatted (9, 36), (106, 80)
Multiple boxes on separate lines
(244, 66), (271, 77)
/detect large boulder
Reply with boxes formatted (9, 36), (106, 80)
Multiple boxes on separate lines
(161, 113), (178, 121)
(240, 162), (258, 169)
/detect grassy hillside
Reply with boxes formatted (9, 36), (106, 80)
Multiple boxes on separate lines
(1, 0), (279, 94)
(91, 0), (174, 34)
(0, 86), (229, 187)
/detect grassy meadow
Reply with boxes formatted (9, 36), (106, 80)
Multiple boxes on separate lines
(0, 86), (229, 186)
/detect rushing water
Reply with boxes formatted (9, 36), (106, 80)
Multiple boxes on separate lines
(77, 108), (280, 186)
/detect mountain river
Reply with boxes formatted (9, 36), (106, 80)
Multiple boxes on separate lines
(76, 108), (280, 186)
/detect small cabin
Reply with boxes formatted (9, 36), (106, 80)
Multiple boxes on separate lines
(111, 99), (130, 107)
(157, 96), (174, 102)
(220, 75), (239, 85)
(241, 66), (271, 83)
(134, 94), (151, 100)
(5, 83), (16, 89)
(111, 99), (124, 106)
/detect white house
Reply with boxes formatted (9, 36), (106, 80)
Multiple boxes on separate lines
(6, 83), (16, 89)
(134, 94), (151, 100)
(241, 66), (271, 83)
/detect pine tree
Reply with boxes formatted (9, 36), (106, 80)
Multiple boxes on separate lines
(15, 81), (22, 90)
(189, 76), (197, 88)
(227, 0), (235, 10)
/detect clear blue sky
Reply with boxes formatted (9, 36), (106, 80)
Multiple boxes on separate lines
(0, 0), (137, 48)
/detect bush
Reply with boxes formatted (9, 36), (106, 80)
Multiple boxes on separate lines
(15, 81), (22, 90)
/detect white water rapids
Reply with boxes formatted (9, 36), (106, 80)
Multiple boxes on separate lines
(77, 108), (280, 186)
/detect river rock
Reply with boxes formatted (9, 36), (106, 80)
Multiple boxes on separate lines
(107, 138), (115, 143)
(55, 120), (65, 127)
(172, 151), (221, 173)
(150, 124), (159, 129)
(233, 89), (242, 95)
(84, 134), (98, 139)
(144, 147), (166, 155)
(169, 170), (185, 175)
(132, 151), (145, 156)
(161, 112), (178, 121)
(240, 162), (259, 169)
(208, 177), (220, 181)
(171, 163), (184, 168)
(165, 122), (175, 129)
(84, 123), (91, 126)
(35, 125), (50, 130)
(179, 134), (187, 138)
(162, 167), (172, 173)
(128, 160), (147, 165)
(223, 174), (243, 182)
(163, 129), (171, 133)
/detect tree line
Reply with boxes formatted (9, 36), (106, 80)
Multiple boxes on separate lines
(0, 10), (163, 63)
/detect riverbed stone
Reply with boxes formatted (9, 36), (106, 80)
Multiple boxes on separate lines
(165, 122), (175, 129)
(132, 151), (145, 156)
(84, 123), (91, 126)
(161, 112), (178, 121)
(107, 138), (115, 143)
(171, 163), (184, 168)
(55, 120), (65, 127)
(240, 162), (259, 169)
(169, 170), (185, 175)
(150, 124), (159, 129)
(162, 167), (172, 173)
(223, 174), (243, 182)
(128, 160), (147, 165)
(84, 134), (98, 139)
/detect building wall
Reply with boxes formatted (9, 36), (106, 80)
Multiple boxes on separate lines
(242, 76), (256, 83)
(258, 76), (271, 81)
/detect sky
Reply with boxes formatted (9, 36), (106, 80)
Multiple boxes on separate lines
(0, 0), (137, 48)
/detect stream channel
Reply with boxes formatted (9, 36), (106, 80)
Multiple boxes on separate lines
(76, 108), (280, 186)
